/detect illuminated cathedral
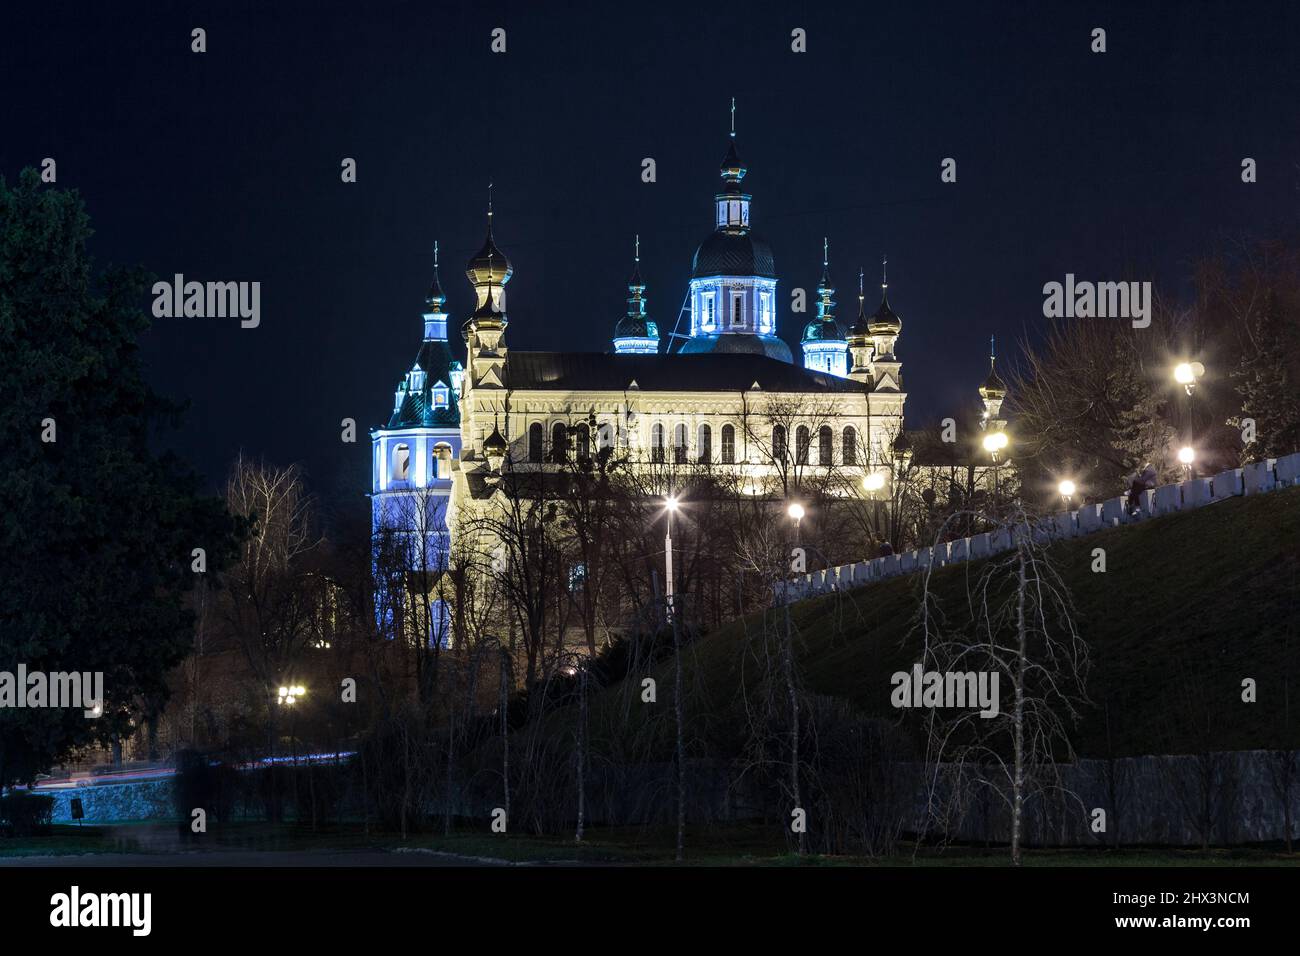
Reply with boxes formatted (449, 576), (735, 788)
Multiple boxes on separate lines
(369, 118), (1007, 644)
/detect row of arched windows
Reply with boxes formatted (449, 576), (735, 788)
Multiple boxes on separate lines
(771, 425), (859, 466)
(519, 420), (860, 467)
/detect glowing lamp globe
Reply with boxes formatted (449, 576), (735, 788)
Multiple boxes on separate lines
(982, 432), (1008, 453)
(1058, 479), (1076, 498)
(1178, 446), (1195, 465)
(787, 502), (805, 521)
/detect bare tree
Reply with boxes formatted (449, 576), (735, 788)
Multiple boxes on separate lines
(916, 507), (1091, 865)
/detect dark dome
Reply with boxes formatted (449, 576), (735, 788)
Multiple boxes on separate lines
(691, 230), (775, 279)
(869, 293), (902, 335)
(802, 317), (845, 343)
(679, 332), (793, 363)
(466, 230), (513, 287)
(615, 315), (659, 340)
(980, 365), (1007, 397)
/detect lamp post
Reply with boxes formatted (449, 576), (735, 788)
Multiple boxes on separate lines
(786, 501), (805, 545)
(863, 471), (886, 550)
(1178, 445), (1196, 481)
(664, 495), (678, 621)
(982, 431), (1009, 508)
(782, 500), (806, 856)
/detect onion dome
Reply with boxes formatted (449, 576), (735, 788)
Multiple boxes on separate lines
(869, 291), (902, 335)
(802, 317), (844, 342)
(466, 227), (512, 288)
(980, 337), (1007, 399)
(847, 269), (872, 341)
(483, 422), (508, 456)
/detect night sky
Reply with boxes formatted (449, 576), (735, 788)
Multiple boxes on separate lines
(3, 1), (1297, 502)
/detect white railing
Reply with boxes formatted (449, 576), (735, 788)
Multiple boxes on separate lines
(780, 452), (1300, 604)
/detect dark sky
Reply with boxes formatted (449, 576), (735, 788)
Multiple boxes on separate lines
(3, 1), (1297, 500)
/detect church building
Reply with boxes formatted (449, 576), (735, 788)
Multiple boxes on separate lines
(369, 119), (1007, 644)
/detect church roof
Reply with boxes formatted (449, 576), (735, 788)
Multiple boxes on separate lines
(387, 338), (460, 429)
(504, 351), (863, 394)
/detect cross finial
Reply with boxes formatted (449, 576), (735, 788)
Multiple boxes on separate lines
(859, 267), (865, 299)
(823, 236), (829, 268)
(990, 334), (996, 366)
(487, 181), (494, 227)
(635, 233), (640, 263)
(730, 97), (736, 138)
(434, 239), (439, 269)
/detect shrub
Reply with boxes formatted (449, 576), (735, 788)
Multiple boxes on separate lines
(0, 791), (55, 837)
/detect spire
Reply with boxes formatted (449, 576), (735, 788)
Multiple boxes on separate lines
(466, 184), (513, 303)
(819, 236), (831, 289)
(720, 98), (746, 187)
(425, 239), (446, 313)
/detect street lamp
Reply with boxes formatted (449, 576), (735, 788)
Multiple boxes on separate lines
(277, 685), (305, 706)
(982, 430), (1008, 462)
(787, 501), (805, 544)
(1174, 361), (1205, 396)
(1178, 445), (1195, 480)
(1058, 479), (1076, 506)
(863, 472), (886, 496)
(664, 496), (679, 619)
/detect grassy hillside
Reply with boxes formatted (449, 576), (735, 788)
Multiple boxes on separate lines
(610, 485), (1300, 759)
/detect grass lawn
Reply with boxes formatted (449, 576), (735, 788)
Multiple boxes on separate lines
(595, 486), (1300, 759)
(5, 821), (1300, 866)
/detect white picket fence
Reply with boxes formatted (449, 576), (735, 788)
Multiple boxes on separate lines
(781, 451), (1300, 604)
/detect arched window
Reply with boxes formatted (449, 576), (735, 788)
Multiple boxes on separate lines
(842, 427), (857, 466)
(551, 422), (568, 463)
(698, 424), (712, 464)
(772, 425), (787, 463)
(392, 443), (411, 481)
(721, 424), (736, 464)
(796, 426), (810, 465)
(651, 423), (665, 463)
(433, 443), (453, 480)
(528, 423), (544, 463)
(818, 425), (833, 466)
(596, 422), (613, 451)
(575, 422), (591, 462)
(673, 423), (688, 464)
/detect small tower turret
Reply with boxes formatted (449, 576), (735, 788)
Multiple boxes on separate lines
(613, 235), (659, 354)
(801, 238), (848, 377)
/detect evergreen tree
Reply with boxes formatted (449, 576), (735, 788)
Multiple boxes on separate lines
(0, 169), (241, 787)
(1229, 289), (1300, 461)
